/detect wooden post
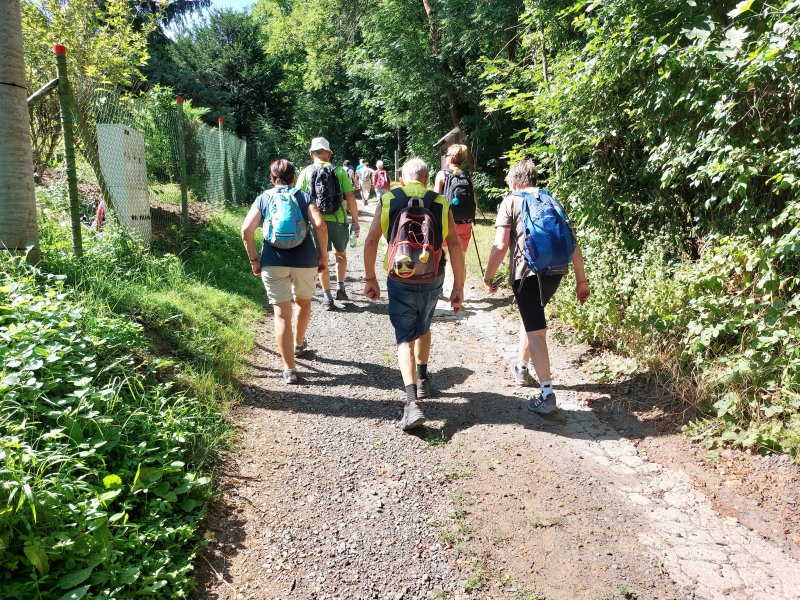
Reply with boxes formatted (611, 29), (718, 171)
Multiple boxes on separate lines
(53, 44), (82, 258)
(176, 98), (189, 231)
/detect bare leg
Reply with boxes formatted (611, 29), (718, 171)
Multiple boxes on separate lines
(273, 301), (295, 370)
(526, 328), (551, 383)
(415, 330), (432, 366)
(318, 268), (331, 293)
(397, 340), (416, 386)
(519, 322), (531, 363)
(294, 297), (312, 345)
(335, 250), (347, 286)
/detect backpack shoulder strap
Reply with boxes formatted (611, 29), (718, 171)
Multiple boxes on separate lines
(421, 190), (438, 209)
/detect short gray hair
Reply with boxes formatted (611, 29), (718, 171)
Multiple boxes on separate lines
(401, 158), (429, 182)
(506, 160), (538, 187)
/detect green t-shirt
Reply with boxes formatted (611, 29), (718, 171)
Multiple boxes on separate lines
(296, 161), (354, 223)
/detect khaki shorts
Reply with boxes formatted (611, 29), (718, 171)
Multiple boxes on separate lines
(260, 266), (318, 305)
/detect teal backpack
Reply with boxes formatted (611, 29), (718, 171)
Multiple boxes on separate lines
(263, 187), (308, 249)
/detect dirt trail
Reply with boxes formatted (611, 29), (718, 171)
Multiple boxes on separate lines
(197, 206), (800, 600)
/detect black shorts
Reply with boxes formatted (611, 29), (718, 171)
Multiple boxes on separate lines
(513, 275), (563, 332)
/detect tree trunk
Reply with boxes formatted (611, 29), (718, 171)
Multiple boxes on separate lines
(0, 0), (40, 262)
(421, 0), (461, 129)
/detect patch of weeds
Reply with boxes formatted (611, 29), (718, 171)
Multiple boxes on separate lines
(489, 532), (507, 545)
(618, 585), (639, 599)
(435, 590), (448, 600)
(462, 561), (487, 592)
(444, 462), (472, 480)
(424, 429), (448, 447)
(582, 355), (639, 383)
(528, 516), (564, 529)
(454, 542), (475, 557)
(436, 528), (457, 546)
(518, 589), (541, 600)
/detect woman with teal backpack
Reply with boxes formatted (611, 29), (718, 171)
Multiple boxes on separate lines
(241, 159), (329, 384)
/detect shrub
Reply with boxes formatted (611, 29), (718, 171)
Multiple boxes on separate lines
(0, 254), (227, 598)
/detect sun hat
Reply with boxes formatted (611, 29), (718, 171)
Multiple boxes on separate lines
(309, 137), (331, 152)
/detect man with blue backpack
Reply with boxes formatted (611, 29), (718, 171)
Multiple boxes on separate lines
(483, 160), (590, 413)
(241, 159), (329, 384)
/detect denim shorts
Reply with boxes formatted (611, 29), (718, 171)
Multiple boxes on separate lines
(387, 273), (445, 344)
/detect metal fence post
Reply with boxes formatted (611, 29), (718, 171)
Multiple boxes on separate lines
(218, 117), (231, 204)
(176, 98), (189, 231)
(53, 44), (82, 258)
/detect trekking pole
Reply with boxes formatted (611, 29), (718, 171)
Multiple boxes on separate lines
(472, 230), (485, 278)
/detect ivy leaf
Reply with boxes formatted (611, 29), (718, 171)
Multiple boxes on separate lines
(728, 0), (755, 18)
(102, 474), (123, 490)
(58, 567), (94, 590)
(24, 542), (49, 575)
(57, 585), (91, 600)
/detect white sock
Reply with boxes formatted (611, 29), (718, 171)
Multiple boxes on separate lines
(541, 381), (553, 397)
(337, 281), (345, 291)
(324, 289), (334, 301)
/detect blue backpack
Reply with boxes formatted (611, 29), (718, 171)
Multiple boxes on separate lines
(263, 187), (308, 249)
(516, 189), (575, 275)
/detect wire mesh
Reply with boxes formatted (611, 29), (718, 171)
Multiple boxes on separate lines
(61, 76), (255, 249)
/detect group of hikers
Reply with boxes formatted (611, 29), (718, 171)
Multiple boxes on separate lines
(241, 137), (590, 431)
(342, 157), (393, 206)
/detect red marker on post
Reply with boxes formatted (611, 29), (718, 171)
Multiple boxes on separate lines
(176, 97), (184, 103)
(53, 44), (66, 55)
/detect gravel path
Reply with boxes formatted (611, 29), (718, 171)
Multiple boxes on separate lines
(196, 206), (800, 600)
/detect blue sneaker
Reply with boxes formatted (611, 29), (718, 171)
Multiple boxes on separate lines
(527, 391), (556, 414)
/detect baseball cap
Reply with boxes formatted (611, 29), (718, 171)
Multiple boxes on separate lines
(309, 137), (331, 152)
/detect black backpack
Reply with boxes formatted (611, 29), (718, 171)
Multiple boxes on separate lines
(442, 169), (476, 222)
(310, 164), (342, 215)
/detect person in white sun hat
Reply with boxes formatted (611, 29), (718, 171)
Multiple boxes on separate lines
(296, 137), (360, 310)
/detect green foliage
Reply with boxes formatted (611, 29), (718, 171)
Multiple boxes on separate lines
(147, 8), (289, 139)
(483, 0), (800, 456)
(22, 0), (156, 177)
(0, 254), (227, 598)
(37, 189), (262, 389)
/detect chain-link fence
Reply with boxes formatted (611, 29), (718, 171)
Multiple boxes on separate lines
(31, 48), (265, 253)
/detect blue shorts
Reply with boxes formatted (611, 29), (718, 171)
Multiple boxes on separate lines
(387, 273), (445, 344)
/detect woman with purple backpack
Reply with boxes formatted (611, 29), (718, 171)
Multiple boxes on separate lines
(373, 160), (391, 200)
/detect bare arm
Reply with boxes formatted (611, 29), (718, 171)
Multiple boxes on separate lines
(308, 204), (329, 272)
(241, 206), (264, 277)
(363, 205), (384, 300)
(434, 171), (445, 195)
(572, 243), (590, 304)
(345, 191), (361, 237)
(445, 211), (466, 313)
(484, 226), (511, 292)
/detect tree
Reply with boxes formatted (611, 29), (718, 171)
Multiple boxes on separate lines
(0, 0), (39, 262)
(148, 9), (290, 139)
(21, 0), (155, 179)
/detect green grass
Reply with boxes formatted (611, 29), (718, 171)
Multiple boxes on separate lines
(0, 188), (268, 598)
(38, 192), (263, 399)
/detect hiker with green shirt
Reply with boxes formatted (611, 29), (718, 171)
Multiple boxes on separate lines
(296, 137), (361, 310)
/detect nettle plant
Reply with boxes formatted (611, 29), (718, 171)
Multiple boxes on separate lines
(0, 255), (222, 598)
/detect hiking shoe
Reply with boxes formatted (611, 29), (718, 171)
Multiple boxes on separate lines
(322, 297), (339, 311)
(417, 378), (432, 399)
(527, 391), (556, 414)
(400, 401), (426, 431)
(282, 369), (299, 385)
(335, 288), (349, 301)
(511, 362), (531, 387)
(294, 339), (308, 357)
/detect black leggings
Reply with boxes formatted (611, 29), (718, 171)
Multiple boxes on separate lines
(513, 275), (563, 332)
